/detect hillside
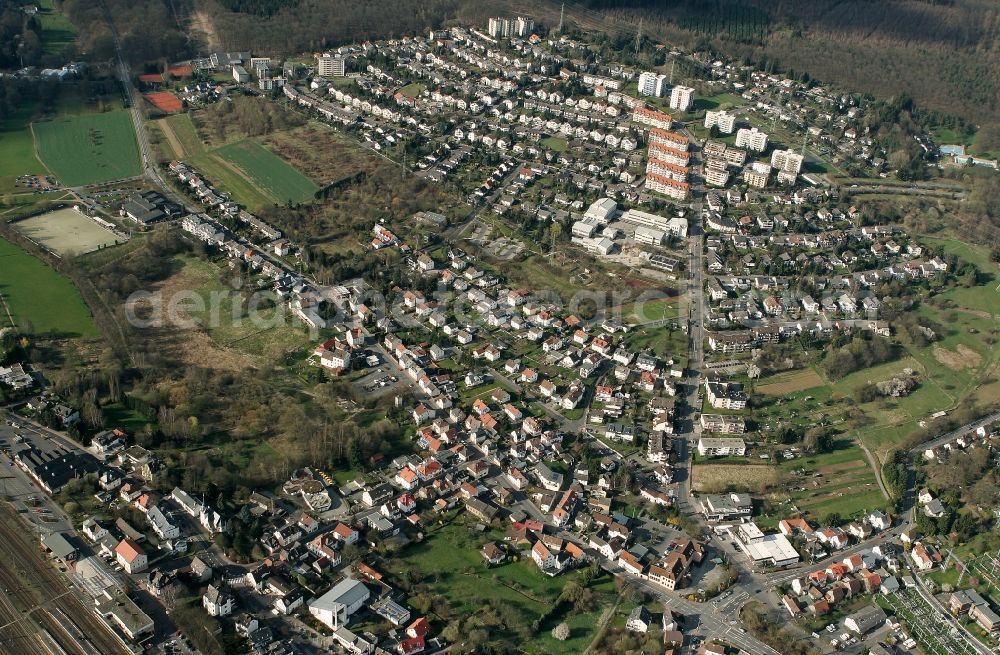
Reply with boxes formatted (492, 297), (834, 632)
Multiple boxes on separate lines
(552, 0), (1000, 152)
(181, 0), (1000, 150)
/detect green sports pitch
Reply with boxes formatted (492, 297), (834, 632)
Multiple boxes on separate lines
(33, 110), (142, 186)
(0, 236), (98, 337)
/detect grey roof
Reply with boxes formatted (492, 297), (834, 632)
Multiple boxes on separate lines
(309, 578), (369, 613)
(41, 532), (77, 559)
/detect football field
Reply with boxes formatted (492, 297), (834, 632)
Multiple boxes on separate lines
(33, 110), (141, 186)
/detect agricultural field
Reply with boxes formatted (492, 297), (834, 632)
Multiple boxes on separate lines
(0, 236), (98, 337)
(12, 207), (123, 256)
(152, 113), (205, 160)
(0, 104), (45, 180)
(191, 139), (318, 209)
(691, 463), (779, 493)
(259, 124), (384, 185)
(33, 110), (142, 186)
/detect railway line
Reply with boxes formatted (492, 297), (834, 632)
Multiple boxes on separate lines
(0, 504), (130, 655)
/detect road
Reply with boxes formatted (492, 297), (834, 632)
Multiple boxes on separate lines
(98, 0), (191, 212)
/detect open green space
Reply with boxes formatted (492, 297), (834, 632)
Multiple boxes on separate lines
(0, 102), (44, 179)
(387, 518), (616, 654)
(398, 83), (425, 99)
(624, 298), (680, 324)
(155, 112), (205, 159)
(192, 139), (317, 209)
(0, 236), (98, 337)
(540, 136), (568, 152)
(930, 126), (974, 149)
(698, 92), (745, 110)
(37, 0), (77, 57)
(33, 110), (142, 186)
(773, 445), (886, 521)
(175, 256), (313, 359)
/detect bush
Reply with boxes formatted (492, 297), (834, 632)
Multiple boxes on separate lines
(552, 622), (570, 641)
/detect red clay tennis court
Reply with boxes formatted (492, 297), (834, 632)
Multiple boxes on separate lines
(144, 91), (183, 113)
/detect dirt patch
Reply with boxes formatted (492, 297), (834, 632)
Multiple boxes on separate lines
(189, 9), (221, 51)
(156, 118), (184, 159)
(816, 460), (867, 475)
(756, 368), (826, 395)
(623, 276), (658, 289)
(691, 464), (779, 493)
(133, 265), (257, 372)
(259, 125), (383, 185)
(934, 344), (983, 370)
(144, 92), (183, 114)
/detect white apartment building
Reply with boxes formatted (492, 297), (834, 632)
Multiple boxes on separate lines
(771, 149), (805, 174)
(735, 127), (769, 152)
(743, 162), (771, 188)
(317, 53), (345, 77)
(648, 128), (689, 151)
(645, 172), (690, 201)
(704, 110), (736, 134)
(697, 437), (746, 457)
(705, 167), (730, 187)
(669, 85), (694, 111)
(632, 106), (673, 131)
(638, 71), (668, 97)
(646, 157), (688, 182)
(488, 16), (534, 38)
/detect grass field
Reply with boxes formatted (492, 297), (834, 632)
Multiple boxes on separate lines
(540, 136), (568, 152)
(698, 92), (746, 110)
(775, 446), (886, 520)
(191, 140), (318, 209)
(168, 256), (312, 361)
(0, 103), (44, 179)
(386, 519), (615, 655)
(12, 207), (122, 255)
(756, 368), (825, 396)
(154, 113), (204, 159)
(33, 110), (142, 186)
(623, 297), (680, 324)
(37, 0), (76, 57)
(398, 83), (425, 98)
(0, 236), (98, 337)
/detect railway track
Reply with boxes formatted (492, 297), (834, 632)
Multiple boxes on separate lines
(0, 505), (129, 655)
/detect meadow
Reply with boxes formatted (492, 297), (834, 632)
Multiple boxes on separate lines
(385, 518), (616, 655)
(191, 139), (318, 209)
(33, 110), (142, 186)
(0, 236), (98, 337)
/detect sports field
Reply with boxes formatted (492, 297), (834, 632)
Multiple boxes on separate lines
(33, 110), (142, 186)
(192, 139), (318, 208)
(144, 92), (183, 114)
(13, 207), (121, 255)
(0, 236), (98, 337)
